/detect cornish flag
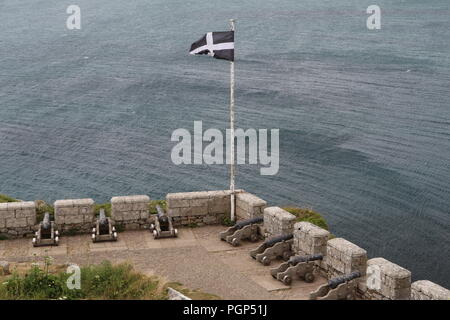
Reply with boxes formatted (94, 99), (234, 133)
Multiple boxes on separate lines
(189, 31), (234, 61)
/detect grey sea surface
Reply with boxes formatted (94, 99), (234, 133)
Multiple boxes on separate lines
(0, 0), (449, 287)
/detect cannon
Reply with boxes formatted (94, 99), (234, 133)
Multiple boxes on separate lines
(249, 234), (294, 266)
(92, 209), (117, 242)
(270, 254), (323, 285)
(219, 216), (263, 246)
(149, 205), (177, 239)
(32, 212), (59, 247)
(309, 271), (362, 300)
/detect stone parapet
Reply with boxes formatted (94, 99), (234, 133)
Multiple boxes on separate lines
(293, 221), (329, 256)
(235, 191), (267, 220)
(263, 206), (296, 237)
(167, 190), (232, 226)
(360, 258), (411, 300)
(111, 195), (150, 230)
(324, 238), (367, 279)
(0, 201), (36, 237)
(54, 198), (95, 233)
(411, 280), (450, 300)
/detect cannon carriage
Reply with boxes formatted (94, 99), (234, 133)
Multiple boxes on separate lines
(309, 271), (361, 300)
(270, 254), (323, 285)
(92, 209), (117, 242)
(219, 216), (263, 246)
(32, 212), (59, 247)
(250, 234), (294, 266)
(150, 205), (177, 239)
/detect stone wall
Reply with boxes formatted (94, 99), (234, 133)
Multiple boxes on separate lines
(54, 198), (95, 233)
(235, 192), (267, 220)
(166, 190), (231, 226)
(324, 238), (367, 279)
(292, 221), (330, 276)
(292, 221), (329, 256)
(263, 206), (296, 237)
(0, 201), (36, 237)
(360, 258), (411, 300)
(411, 280), (450, 300)
(111, 195), (151, 230)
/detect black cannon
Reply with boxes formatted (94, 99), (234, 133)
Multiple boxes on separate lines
(270, 254), (323, 285)
(32, 212), (59, 247)
(150, 205), (177, 239)
(249, 234), (294, 266)
(219, 216), (263, 246)
(309, 271), (362, 300)
(92, 209), (117, 242)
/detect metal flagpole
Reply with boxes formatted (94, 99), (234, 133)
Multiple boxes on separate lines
(229, 19), (236, 222)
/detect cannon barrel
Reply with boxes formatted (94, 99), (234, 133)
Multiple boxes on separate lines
(235, 216), (263, 229)
(288, 254), (323, 266)
(99, 209), (108, 225)
(42, 212), (51, 230)
(156, 205), (166, 218)
(328, 271), (361, 289)
(156, 205), (170, 231)
(264, 233), (293, 247)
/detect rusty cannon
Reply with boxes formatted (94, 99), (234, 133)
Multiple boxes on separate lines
(150, 205), (178, 239)
(270, 254), (323, 285)
(309, 271), (362, 300)
(92, 209), (117, 242)
(249, 234), (294, 266)
(32, 212), (59, 247)
(219, 216), (263, 246)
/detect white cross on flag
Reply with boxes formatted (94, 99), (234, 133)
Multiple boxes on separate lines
(189, 31), (234, 61)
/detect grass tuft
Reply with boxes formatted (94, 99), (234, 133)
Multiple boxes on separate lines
(0, 194), (19, 203)
(282, 207), (329, 231)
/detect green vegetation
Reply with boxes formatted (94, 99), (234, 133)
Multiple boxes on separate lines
(35, 200), (54, 222)
(0, 259), (215, 300)
(282, 207), (329, 231)
(149, 200), (167, 215)
(95, 203), (112, 217)
(0, 194), (18, 203)
(220, 215), (234, 227)
(114, 224), (125, 233)
(186, 222), (198, 228)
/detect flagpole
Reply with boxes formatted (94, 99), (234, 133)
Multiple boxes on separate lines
(229, 18), (236, 222)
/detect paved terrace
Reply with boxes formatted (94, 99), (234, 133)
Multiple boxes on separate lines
(0, 226), (326, 300)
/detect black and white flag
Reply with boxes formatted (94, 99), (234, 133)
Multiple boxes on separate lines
(189, 31), (234, 61)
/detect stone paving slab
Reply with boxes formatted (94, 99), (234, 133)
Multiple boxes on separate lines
(29, 244), (68, 257)
(250, 275), (291, 291)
